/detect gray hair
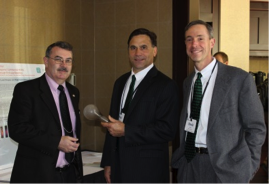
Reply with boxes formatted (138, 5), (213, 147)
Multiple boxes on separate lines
(185, 20), (214, 39)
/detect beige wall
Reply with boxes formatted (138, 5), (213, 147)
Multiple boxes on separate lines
(219, 0), (250, 71)
(1, 0), (173, 151)
(219, 0), (268, 74)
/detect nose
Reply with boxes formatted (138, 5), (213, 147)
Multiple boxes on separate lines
(59, 60), (68, 66)
(59, 62), (66, 66)
(191, 40), (198, 47)
(135, 48), (142, 55)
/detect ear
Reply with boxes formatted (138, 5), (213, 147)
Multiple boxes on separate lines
(210, 38), (215, 48)
(43, 57), (49, 67)
(153, 47), (158, 57)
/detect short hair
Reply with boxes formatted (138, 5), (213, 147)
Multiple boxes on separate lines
(214, 51), (229, 62)
(185, 20), (214, 39)
(127, 28), (157, 47)
(45, 41), (73, 57)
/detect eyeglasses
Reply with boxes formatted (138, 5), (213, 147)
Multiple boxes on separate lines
(47, 57), (73, 65)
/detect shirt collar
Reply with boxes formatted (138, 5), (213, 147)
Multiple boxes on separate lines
(131, 63), (154, 81)
(45, 73), (67, 92)
(194, 58), (217, 79)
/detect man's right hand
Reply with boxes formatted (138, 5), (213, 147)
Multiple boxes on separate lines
(104, 166), (111, 183)
(58, 136), (79, 153)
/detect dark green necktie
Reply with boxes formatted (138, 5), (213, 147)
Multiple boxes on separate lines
(122, 75), (136, 114)
(184, 72), (203, 163)
(58, 85), (74, 163)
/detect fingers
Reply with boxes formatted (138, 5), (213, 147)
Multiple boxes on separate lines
(101, 116), (118, 128)
(101, 115), (114, 128)
(58, 136), (80, 153)
(69, 142), (79, 152)
(108, 115), (115, 122)
(101, 116), (125, 137)
(68, 140), (79, 152)
(104, 166), (111, 183)
(101, 122), (110, 128)
(69, 137), (79, 142)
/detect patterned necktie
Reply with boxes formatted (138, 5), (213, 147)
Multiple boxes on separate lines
(184, 72), (203, 163)
(122, 75), (136, 114)
(58, 85), (74, 163)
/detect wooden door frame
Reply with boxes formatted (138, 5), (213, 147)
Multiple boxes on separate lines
(172, 0), (189, 182)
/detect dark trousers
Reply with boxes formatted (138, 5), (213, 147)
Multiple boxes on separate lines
(54, 164), (77, 183)
(177, 153), (221, 183)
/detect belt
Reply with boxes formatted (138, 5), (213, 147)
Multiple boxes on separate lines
(195, 147), (208, 154)
(55, 164), (70, 172)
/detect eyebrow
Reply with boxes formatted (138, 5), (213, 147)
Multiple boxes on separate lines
(185, 35), (205, 39)
(129, 44), (148, 47)
(54, 55), (72, 59)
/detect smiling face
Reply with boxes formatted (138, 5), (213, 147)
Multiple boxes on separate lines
(128, 35), (157, 73)
(185, 24), (215, 68)
(43, 46), (72, 84)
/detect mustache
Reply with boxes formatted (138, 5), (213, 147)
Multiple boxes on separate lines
(57, 67), (69, 72)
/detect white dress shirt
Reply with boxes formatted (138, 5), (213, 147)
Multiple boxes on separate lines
(119, 63), (154, 121)
(186, 59), (218, 147)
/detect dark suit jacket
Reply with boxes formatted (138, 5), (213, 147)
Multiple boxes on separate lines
(101, 66), (180, 183)
(8, 74), (83, 183)
(172, 62), (266, 183)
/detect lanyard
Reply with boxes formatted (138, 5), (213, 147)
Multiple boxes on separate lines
(190, 61), (218, 118)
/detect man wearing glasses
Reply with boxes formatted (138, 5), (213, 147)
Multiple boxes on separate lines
(8, 41), (83, 183)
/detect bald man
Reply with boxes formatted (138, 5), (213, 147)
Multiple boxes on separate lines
(214, 51), (228, 65)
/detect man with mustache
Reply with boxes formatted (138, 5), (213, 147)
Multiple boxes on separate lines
(8, 41), (83, 183)
(100, 28), (180, 183)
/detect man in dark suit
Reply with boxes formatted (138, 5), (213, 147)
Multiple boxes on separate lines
(100, 28), (180, 183)
(8, 41), (83, 183)
(171, 20), (266, 183)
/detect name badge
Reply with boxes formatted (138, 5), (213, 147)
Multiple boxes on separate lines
(119, 113), (125, 122)
(184, 118), (197, 133)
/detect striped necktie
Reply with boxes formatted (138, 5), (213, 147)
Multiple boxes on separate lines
(122, 75), (136, 114)
(184, 72), (202, 163)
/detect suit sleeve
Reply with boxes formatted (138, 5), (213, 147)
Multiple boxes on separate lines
(239, 74), (266, 176)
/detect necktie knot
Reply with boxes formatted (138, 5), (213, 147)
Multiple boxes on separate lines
(58, 85), (64, 92)
(131, 75), (136, 82)
(197, 72), (202, 79)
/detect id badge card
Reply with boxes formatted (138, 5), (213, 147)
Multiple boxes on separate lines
(119, 112), (125, 122)
(184, 118), (197, 133)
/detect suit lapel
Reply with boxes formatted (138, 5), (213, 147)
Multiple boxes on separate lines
(66, 83), (79, 113)
(207, 63), (231, 130)
(113, 73), (130, 118)
(183, 73), (194, 114)
(66, 83), (81, 137)
(39, 74), (61, 126)
(180, 72), (195, 141)
(124, 66), (158, 121)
